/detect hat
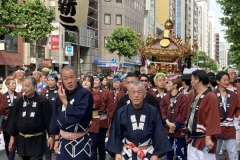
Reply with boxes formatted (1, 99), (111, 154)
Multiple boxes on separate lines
(168, 75), (180, 81)
(33, 70), (42, 74)
(93, 74), (102, 79)
(47, 73), (58, 81)
(153, 72), (166, 82)
(223, 65), (232, 71)
(121, 73), (127, 80)
(42, 67), (50, 72)
(15, 68), (25, 74)
(113, 74), (121, 81)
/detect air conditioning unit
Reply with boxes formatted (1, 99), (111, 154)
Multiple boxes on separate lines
(30, 57), (36, 63)
(0, 40), (5, 50)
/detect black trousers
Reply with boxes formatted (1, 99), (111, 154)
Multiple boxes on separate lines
(22, 155), (43, 160)
(3, 131), (16, 160)
(97, 128), (107, 160)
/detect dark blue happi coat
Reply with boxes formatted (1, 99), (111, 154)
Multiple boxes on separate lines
(107, 102), (172, 160)
(50, 85), (93, 160)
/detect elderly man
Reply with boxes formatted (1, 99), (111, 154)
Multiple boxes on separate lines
(115, 73), (161, 115)
(50, 66), (93, 160)
(223, 66), (240, 159)
(6, 76), (53, 160)
(107, 81), (171, 160)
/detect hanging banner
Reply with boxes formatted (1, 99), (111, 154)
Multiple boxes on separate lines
(55, 0), (89, 31)
(51, 35), (59, 43)
(42, 59), (52, 67)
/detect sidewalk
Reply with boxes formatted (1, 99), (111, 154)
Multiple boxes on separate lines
(0, 133), (5, 150)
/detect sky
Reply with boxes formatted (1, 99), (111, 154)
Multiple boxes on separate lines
(209, 0), (226, 42)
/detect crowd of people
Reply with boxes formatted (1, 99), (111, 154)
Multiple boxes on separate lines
(0, 65), (240, 160)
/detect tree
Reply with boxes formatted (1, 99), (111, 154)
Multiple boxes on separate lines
(0, 0), (55, 69)
(191, 51), (218, 72)
(0, 0), (55, 39)
(217, 0), (240, 69)
(0, 0), (25, 35)
(105, 27), (139, 65)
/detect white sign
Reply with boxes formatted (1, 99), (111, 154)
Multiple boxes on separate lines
(30, 57), (36, 63)
(135, 57), (140, 63)
(0, 41), (4, 50)
(146, 0), (151, 10)
(65, 46), (73, 56)
(55, 0), (89, 31)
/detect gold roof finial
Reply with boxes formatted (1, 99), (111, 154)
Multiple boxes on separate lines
(164, 19), (174, 30)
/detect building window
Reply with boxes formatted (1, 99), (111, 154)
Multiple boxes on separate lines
(116, 14), (122, 25)
(116, 0), (122, 3)
(105, 0), (111, 2)
(104, 14), (111, 25)
(5, 35), (18, 53)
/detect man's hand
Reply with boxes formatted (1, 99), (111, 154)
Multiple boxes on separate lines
(58, 86), (68, 107)
(54, 141), (59, 154)
(47, 137), (54, 149)
(167, 121), (176, 133)
(115, 154), (122, 160)
(237, 116), (240, 124)
(8, 136), (14, 151)
(205, 136), (214, 150)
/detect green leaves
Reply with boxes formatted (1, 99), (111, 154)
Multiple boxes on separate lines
(105, 27), (138, 59)
(0, 0), (55, 40)
(191, 51), (218, 72)
(217, 0), (240, 69)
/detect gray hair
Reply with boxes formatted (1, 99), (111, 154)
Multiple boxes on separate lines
(61, 65), (78, 77)
(128, 81), (145, 92)
(23, 76), (37, 87)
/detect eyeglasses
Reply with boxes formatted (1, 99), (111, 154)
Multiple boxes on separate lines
(140, 80), (148, 82)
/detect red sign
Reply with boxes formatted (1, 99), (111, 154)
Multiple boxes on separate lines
(51, 36), (59, 43)
(51, 43), (59, 50)
(42, 59), (52, 67)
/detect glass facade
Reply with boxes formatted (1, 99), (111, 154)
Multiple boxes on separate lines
(176, 0), (181, 38)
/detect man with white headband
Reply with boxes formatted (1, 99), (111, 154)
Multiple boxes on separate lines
(15, 68), (25, 93)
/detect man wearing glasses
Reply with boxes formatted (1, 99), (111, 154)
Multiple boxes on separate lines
(139, 74), (151, 91)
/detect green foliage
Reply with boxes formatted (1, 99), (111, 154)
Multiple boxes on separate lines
(0, 0), (55, 40)
(105, 27), (138, 59)
(217, 0), (240, 69)
(191, 51), (218, 72)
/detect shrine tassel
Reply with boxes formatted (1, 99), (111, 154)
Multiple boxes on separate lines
(177, 58), (182, 69)
(141, 55), (146, 67)
(187, 57), (191, 68)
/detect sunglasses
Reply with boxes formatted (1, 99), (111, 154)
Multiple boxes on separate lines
(140, 79), (148, 82)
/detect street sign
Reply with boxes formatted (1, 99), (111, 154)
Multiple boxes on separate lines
(80, 59), (83, 63)
(51, 43), (59, 50)
(111, 59), (116, 64)
(65, 46), (73, 56)
(135, 57), (140, 63)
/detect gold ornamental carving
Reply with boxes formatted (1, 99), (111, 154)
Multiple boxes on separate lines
(136, 19), (198, 74)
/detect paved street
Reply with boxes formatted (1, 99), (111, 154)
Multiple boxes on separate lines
(0, 134), (227, 160)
